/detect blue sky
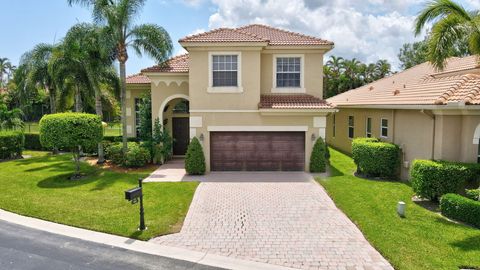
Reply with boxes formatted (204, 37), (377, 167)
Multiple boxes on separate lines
(1, 0), (479, 74)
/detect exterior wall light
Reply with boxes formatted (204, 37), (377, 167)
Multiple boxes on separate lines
(397, 201), (406, 218)
(199, 133), (204, 141)
(311, 133), (316, 141)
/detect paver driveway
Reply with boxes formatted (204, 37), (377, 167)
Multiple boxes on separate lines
(151, 175), (392, 270)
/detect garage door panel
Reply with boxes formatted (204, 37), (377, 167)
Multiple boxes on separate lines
(210, 132), (305, 171)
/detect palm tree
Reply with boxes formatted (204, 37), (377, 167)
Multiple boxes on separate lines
(375, 59), (392, 79)
(68, 0), (173, 154)
(21, 44), (57, 114)
(326, 56), (344, 78)
(415, 0), (480, 70)
(0, 58), (12, 87)
(50, 23), (120, 163)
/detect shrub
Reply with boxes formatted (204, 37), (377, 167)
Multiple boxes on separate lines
(24, 133), (46, 150)
(40, 113), (103, 178)
(411, 160), (478, 201)
(106, 142), (150, 167)
(185, 137), (206, 175)
(440, 193), (480, 228)
(0, 130), (24, 159)
(351, 138), (400, 178)
(310, 137), (327, 173)
(466, 189), (480, 201)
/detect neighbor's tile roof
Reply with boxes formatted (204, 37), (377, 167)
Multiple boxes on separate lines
(259, 94), (333, 109)
(126, 74), (151, 84)
(180, 24), (333, 46)
(141, 54), (189, 73)
(328, 55), (480, 106)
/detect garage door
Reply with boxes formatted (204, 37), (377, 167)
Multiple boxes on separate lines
(210, 132), (305, 171)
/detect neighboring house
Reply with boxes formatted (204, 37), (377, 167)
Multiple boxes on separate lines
(327, 55), (480, 179)
(126, 24), (335, 172)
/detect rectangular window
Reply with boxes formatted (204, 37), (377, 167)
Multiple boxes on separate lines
(348, 116), (354, 139)
(366, 117), (372, 138)
(135, 98), (141, 137)
(332, 114), (336, 138)
(212, 55), (238, 87)
(276, 57), (301, 88)
(381, 118), (388, 138)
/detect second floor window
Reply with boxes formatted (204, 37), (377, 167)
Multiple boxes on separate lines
(212, 55), (238, 87)
(276, 57), (301, 87)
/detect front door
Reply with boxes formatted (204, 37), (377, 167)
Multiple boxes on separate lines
(172, 117), (190, 155)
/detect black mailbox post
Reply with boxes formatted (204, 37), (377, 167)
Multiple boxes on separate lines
(124, 178), (146, 231)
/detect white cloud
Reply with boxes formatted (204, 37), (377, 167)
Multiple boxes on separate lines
(206, 0), (424, 69)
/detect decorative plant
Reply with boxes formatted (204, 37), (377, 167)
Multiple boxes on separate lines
(310, 137), (327, 173)
(40, 113), (103, 179)
(185, 137), (205, 175)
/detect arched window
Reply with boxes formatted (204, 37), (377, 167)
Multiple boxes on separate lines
(173, 100), (189, 114)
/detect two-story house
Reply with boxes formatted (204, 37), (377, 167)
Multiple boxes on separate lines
(125, 24), (335, 172)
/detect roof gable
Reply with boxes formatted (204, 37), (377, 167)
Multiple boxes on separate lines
(141, 54), (189, 73)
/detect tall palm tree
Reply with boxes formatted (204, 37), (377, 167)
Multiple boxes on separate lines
(50, 23), (120, 163)
(415, 0), (480, 70)
(21, 44), (57, 114)
(0, 58), (12, 87)
(68, 0), (173, 154)
(374, 59), (392, 79)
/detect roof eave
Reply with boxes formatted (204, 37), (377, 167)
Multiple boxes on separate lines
(179, 41), (269, 49)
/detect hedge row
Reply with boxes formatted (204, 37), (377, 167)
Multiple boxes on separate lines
(0, 130), (24, 159)
(411, 160), (480, 201)
(465, 189), (480, 201)
(105, 142), (151, 167)
(440, 193), (480, 228)
(351, 137), (400, 178)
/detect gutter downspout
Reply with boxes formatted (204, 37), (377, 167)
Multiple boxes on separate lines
(421, 109), (435, 159)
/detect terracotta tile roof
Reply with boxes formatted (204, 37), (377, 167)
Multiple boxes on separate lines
(180, 24), (333, 46)
(259, 94), (333, 109)
(126, 74), (151, 84)
(327, 55), (480, 107)
(141, 54), (189, 73)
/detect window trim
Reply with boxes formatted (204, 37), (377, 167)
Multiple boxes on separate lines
(380, 118), (388, 138)
(208, 51), (243, 93)
(366, 117), (372, 138)
(272, 54), (305, 93)
(348, 116), (354, 139)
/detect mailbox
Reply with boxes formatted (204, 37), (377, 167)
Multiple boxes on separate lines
(125, 187), (142, 201)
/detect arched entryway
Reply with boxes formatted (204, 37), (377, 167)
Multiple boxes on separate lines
(159, 94), (190, 156)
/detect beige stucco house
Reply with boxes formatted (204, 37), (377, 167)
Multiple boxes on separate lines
(327, 55), (480, 179)
(125, 24), (335, 172)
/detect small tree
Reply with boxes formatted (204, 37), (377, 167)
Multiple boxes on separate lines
(185, 137), (206, 175)
(310, 137), (327, 173)
(151, 118), (173, 164)
(40, 113), (103, 179)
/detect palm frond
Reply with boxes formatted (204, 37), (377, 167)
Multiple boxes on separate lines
(128, 23), (173, 63)
(415, 0), (472, 36)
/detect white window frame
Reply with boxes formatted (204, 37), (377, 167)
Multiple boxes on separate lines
(348, 116), (354, 139)
(272, 54), (305, 93)
(380, 118), (388, 138)
(366, 117), (372, 138)
(208, 51), (243, 93)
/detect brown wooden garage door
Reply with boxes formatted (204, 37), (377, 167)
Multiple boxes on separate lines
(210, 132), (305, 171)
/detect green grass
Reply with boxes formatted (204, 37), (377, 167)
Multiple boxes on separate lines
(317, 148), (480, 270)
(0, 152), (197, 240)
(22, 122), (122, 136)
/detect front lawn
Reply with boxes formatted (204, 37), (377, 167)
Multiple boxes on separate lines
(0, 152), (197, 240)
(318, 148), (480, 270)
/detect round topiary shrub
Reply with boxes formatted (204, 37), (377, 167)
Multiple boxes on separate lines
(411, 160), (477, 201)
(351, 137), (400, 178)
(0, 130), (24, 160)
(40, 113), (103, 179)
(310, 137), (327, 173)
(185, 137), (206, 175)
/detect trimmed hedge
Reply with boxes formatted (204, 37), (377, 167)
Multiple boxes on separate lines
(351, 138), (400, 178)
(185, 137), (206, 175)
(440, 193), (480, 228)
(0, 130), (24, 159)
(411, 160), (479, 201)
(310, 137), (327, 173)
(466, 189), (480, 201)
(105, 142), (150, 167)
(24, 133), (46, 150)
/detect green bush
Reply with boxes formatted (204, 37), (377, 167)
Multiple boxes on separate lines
(310, 137), (327, 173)
(351, 138), (400, 178)
(440, 193), (480, 228)
(0, 130), (24, 159)
(466, 189), (480, 201)
(185, 137), (206, 175)
(411, 160), (478, 201)
(39, 113), (103, 177)
(24, 133), (46, 150)
(105, 142), (150, 167)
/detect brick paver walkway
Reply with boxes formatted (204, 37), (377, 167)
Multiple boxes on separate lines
(151, 180), (393, 270)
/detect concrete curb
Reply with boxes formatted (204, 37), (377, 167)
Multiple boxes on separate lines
(0, 209), (297, 270)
